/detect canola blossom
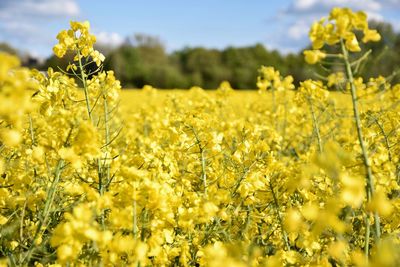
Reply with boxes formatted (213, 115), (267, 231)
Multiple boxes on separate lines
(0, 9), (400, 267)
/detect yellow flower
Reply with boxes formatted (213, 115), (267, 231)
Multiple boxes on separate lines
(262, 66), (279, 81)
(83, 228), (100, 241)
(66, 63), (77, 72)
(201, 201), (219, 221)
(257, 65), (293, 91)
(56, 244), (75, 263)
(362, 29), (381, 43)
(56, 30), (74, 47)
(0, 52), (20, 79)
(0, 258), (8, 267)
(10, 241), (19, 250)
(345, 33), (361, 52)
(135, 242), (148, 262)
(327, 240), (348, 261)
(58, 147), (82, 169)
(53, 44), (66, 58)
(335, 14), (351, 37)
(91, 50), (105, 66)
(0, 129), (22, 147)
(284, 208), (303, 233)
(53, 20), (101, 65)
(0, 215), (8, 225)
(74, 122), (101, 159)
(324, 23), (340, 45)
(163, 229), (174, 244)
(350, 249), (368, 267)
(70, 20), (90, 32)
(340, 173), (365, 208)
(301, 202), (319, 221)
(309, 19), (326, 49)
(370, 238), (400, 267)
(32, 146), (45, 162)
(367, 191), (393, 217)
(282, 75), (295, 90)
(353, 11), (368, 30)
(327, 72), (345, 87)
(308, 7), (379, 54)
(303, 50), (326, 64)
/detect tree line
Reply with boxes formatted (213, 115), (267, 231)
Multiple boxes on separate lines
(4, 21), (400, 89)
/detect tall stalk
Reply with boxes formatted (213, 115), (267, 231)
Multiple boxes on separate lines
(77, 50), (93, 123)
(23, 160), (64, 264)
(189, 126), (207, 196)
(340, 40), (381, 256)
(103, 95), (111, 189)
(269, 179), (291, 251)
(307, 97), (323, 154)
(77, 51), (107, 228)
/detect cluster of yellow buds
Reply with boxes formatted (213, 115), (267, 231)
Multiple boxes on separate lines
(0, 53), (36, 147)
(303, 7), (381, 64)
(303, 50), (326, 65)
(298, 79), (329, 101)
(53, 21), (105, 66)
(256, 66), (294, 92)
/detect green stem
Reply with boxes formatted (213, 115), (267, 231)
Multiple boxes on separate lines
(77, 50), (93, 123)
(365, 215), (371, 257)
(272, 87), (276, 113)
(97, 96), (111, 229)
(133, 195), (138, 238)
(189, 126), (207, 196)
(340, 40), (381, 255)
(77, 50), (107, 228)
(29, 115), (35, 146)
(370, 115), (392, 162)
(269, 179), (291, 251)
(23, 160), (64, 264)
(307, 97), (323, 153)
(97, 158), (105, 229)
(271, 87), (279, 131)
(103, 96), (111, 188)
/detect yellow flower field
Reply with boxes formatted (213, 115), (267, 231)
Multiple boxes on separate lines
(1, 7), (400, 267)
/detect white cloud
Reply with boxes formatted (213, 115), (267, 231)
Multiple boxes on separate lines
(96, 32), (125, 48)
(0, 0), (80, 56)
(29, 0), (79, 17)
(288, 20), (310, 40)
(381, 0), (400, 6)
(293, 0), (319, 11)
(367, 12), (384, 22)
(0, 0), (79, 18)
(287, 0), (381, 15)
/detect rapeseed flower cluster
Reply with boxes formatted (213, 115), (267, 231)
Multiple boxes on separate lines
(53, 21), (105, 66)
(303, 7), (381, 64)
(0, 6), (399, 267)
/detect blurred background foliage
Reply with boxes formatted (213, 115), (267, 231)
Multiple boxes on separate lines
(3, 21), (400, 89)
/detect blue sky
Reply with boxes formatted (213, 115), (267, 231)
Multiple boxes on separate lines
(0, 0), (399, 58)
